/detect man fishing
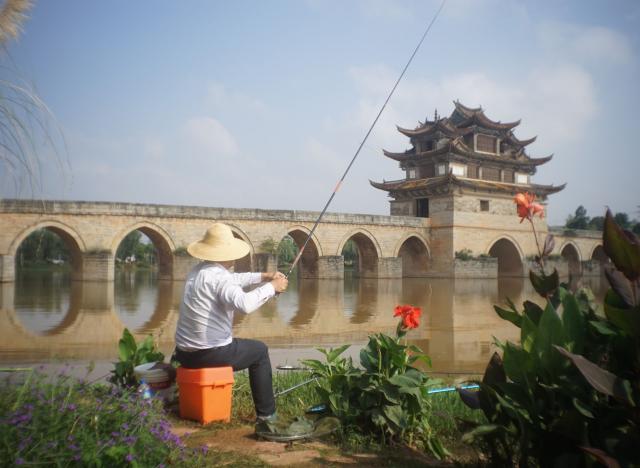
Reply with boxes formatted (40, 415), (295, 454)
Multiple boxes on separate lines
(174, 223), (288, 425)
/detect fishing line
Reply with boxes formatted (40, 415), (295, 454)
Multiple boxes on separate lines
(285, 0), (447, 278)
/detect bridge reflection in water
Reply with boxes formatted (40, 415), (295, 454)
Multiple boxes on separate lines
(0, 271), (608, 374)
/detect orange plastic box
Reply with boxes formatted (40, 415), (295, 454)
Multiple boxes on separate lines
(177, 367), (234, 424)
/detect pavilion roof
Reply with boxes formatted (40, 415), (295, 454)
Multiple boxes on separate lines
(370, 174), (565, 198)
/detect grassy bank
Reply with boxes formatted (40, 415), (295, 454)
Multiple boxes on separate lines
(0, 368), (485, 466)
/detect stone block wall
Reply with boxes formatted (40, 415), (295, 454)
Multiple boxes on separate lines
(453, 258), (498, 279)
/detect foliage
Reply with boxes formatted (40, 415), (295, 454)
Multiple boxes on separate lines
(109, 328), (165, 388)
(0, 370), (210, 467)
(460, 201), (640, 466)
(342, 239), (358, 265)
(565, 205), (640, 233)
(455, 249), (492, 261)
(116, 231), (157, 267)
(16, 228), (70, 267)
(302, 307), (449, 459)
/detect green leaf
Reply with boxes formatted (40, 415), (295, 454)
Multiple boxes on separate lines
(520, 315), (537, 352)
(383, 404), (408, 430)
(572, 397), (594, 419)
(523, 301), (544, 325)
(461, 424), (502, 443)
(327, 344), (350, 363)
(561, 293), (586, 353)
(603, 208), (640, 281)
(494, 305), (522, 328)
(589, 319), (617, 336)
(502, 342), (532, 385)
(530, 269), (559, 298)
(554, 346), (634, 406)
(604, 290), (640, 337)
(534, 302), (565, 375)
(118, 328), (136, 362)
(388, 373), (421, 388)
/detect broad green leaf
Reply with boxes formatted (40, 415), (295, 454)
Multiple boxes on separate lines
(534, 302), (565, 376)
(494, 305), (522, 328)
(118, 328), (136, 361)
(502, 343), (532, 385)
(461, 424), (501, 443)
(604, 290), (640, 337)
(388, 373), (421, 388)
(604, 267), (637, 307)
(572, 397), (594, 419)
(554, 346), (634, 406)
(561, 293), (586, 353)
(383, 404), (408, 430)
(603, 208), (640, 281)
(327, 344), (350, 362)
(523, 300), (544, 325)
(589, 319), (617, 336)
(520, 315), (537, 352)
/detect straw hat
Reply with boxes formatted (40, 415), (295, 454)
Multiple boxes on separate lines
(187, 223), (250, 262)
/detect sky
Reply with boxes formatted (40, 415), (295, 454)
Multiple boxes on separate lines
(1, 0), (639, 225)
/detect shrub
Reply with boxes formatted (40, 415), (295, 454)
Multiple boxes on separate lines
(460, 195), (640, 466)
(303, 305), (450, 459)
(0, 371), (205, 466)
(109, 328), (165, 388)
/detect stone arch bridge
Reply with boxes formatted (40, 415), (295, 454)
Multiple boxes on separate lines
(0, 199), (605, 282)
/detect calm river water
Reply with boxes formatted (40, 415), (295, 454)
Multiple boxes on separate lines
(0, 269), (608, 375)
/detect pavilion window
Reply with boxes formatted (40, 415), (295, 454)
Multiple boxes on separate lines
(408, 168), (416, 179)
(416, 198), (429, 218)
(515, 173), (528, 184)
(476, 134), (497, 154)
(480, 200), (490, 212)
(450, 163), (467, 177)
(436, 163), (446, 176)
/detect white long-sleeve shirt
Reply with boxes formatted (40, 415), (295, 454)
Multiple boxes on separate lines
(175, 262), (275, 351)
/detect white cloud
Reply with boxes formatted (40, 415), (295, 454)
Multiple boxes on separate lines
(206, 83), (267, 115)
(181, 117), (239, 158)
(347, 62), (596, 152)
(538, 21), (634, 65)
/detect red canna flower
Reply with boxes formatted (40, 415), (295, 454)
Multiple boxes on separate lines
(394, 304), (422, 330)
(514, 192), (544, 223)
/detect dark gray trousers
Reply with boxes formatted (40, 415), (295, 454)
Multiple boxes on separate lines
(175, 338), (276, 417)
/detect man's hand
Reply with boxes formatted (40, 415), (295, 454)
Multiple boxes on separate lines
(270, 276), (288, 293)
(262, 271), (285, 281)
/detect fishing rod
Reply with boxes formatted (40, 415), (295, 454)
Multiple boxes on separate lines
(284, 0), (447, 278)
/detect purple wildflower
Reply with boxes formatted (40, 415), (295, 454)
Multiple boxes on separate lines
(15, 458), (25, 465)
(125, 454), (134, 463)
(67, 403), (77, 411)
(121, 422), (129, 430)
(73, 454), (81, 461)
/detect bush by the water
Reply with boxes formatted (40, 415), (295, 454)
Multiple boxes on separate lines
(0, 370), (208, 467)
(460, 199), (640, 466)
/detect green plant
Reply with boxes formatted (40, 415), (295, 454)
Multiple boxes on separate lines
(303, 306), (449, 459)
(460, 197), (640, 466)
(0, 370), (211, 466)
(455, 249), (473, 260)
(109, 328), (164, 388)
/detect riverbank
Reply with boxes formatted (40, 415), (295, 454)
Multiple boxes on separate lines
(1, 368), (484, 466)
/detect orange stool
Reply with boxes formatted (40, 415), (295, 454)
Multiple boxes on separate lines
(176, 367), (234, 424)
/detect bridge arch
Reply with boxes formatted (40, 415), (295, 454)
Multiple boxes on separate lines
(487, 236), (524, 277)
(590, 244), (608, 263)
(394, 232), (431, 277)
(560, 241), (581, 277)
(337, 229), (381, 277)
(112, 222), (176, 280)
(10, 220), (86, 280)
(284, 225), (322, 278)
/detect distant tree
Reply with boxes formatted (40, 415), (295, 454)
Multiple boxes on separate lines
(587, 216), (604, 231)
(342, 240), (359, 264)
(16, 229), (69, 266)
(116, 231), (142, 261)
(633, 222), (640, 235)
(277, 236), (297, 267)
(565, 205), (589, 230)
(614, 212), (631, 229)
